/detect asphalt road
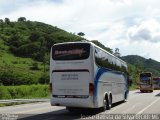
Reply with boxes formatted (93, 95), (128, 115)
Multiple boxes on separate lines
(0, 90), (160, 120)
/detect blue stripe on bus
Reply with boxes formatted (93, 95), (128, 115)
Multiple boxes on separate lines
(94, 68), (110, 97)
(94, 67), (126, 98)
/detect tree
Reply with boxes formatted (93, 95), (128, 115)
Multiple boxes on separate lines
(114, 48), (121, 57)
(0, 19), (4, 31)
(77, 32), (85, 37)
(0, 19), (3, 23)
(29, 31), (40, 41)
(18, 17), (26, 22)
(4, 18), (10, 24)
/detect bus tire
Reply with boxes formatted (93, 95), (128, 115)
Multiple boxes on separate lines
(102, 95), (112, 111)
(108, 94), (112, 109)
(123, 92), (127, 102)
(102, 98), (107, 111)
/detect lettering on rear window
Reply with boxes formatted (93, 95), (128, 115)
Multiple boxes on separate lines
(52, 43), (90, 60)
(61, 74), (78, 80)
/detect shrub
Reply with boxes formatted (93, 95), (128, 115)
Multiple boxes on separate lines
(0, 86), (11, 99)
(0, 70), (37, 85)
(0, 85), (49, 100)
(30, 62), (40, 70)
(38, 73), (49, 84)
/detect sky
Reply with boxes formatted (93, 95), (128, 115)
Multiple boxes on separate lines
(1, 0), (160, 62)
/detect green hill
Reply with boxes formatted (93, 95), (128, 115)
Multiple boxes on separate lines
(0, 19), (83, 61)
(0, 18), (83, 85)
(0, 18), (113, 86)
(121, 55), (160, 76)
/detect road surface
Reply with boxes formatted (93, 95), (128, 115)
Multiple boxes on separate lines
(0, 90), (160, 120)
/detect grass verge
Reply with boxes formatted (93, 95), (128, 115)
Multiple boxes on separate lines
(129, 84), (138, 91)
(0, 84), (50, 100)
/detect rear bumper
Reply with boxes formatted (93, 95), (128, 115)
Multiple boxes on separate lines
(154, 88), (160, 90)
(140, 85), (153, 91)
(50, 95), (95, 108)
(140, 88), (153, 91)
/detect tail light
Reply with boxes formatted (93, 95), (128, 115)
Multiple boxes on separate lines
(89, 83), (94, 96)
(50, 83), (52, 94)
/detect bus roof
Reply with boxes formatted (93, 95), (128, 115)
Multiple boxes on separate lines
(52, 41), (127, 66)
(89, 41), (127, 66)
(140, 72), (152, 74)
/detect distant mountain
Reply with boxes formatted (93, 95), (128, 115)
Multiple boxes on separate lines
(121, 55), (160, 76)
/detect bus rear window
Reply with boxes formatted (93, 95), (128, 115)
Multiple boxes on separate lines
(140, 73), (151, 78)
(52, 43), (90, 60)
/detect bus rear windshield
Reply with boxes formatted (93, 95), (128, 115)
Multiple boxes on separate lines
(52, 43), (90, 60)
(140, 73), (151, 78)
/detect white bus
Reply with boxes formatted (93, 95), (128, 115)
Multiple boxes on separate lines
(50, 41), (130, 111)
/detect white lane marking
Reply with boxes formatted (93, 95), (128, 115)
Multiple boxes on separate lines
(107, 92), (143, 114)
(122, 104), (138, 114)
(137, 97), (160, 114)
(107, 102), (130, 114)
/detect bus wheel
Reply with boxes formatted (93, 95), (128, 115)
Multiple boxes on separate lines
(102, 98), (107, 111)
(123, 92), (127, 102)
(102, 95), (112, 111)
(150, 90), (153, 93)
(108, 95), (112, 110)
(140, 90), (144, 93)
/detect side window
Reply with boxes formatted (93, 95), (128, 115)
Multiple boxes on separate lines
(95, 47), (127, 73)
(95, 48), (106, 68)
(95, 47), (113, 70)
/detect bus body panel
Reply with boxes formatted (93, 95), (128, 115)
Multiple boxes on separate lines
(50, 41), (129, 109)
(52, 71), (89, 96)
(93, 45), (128, 108)
(50, 43), (95, 108)
(93, 66), (127, 107)
(50, 96), (94, 108)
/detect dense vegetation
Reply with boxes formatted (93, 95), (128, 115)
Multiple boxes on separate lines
(0, 17), (114, 86)
(0, 18), (82, 61)
(0, 17), (119, 100)
(121, 55), (160, 77)
(0, 17), (82, 86)
(0, 84), (49, 100)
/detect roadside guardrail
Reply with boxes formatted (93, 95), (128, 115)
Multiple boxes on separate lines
(0, 99), (49, 104)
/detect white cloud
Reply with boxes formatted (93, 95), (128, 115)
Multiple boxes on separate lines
(128, 19), (160, 42)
